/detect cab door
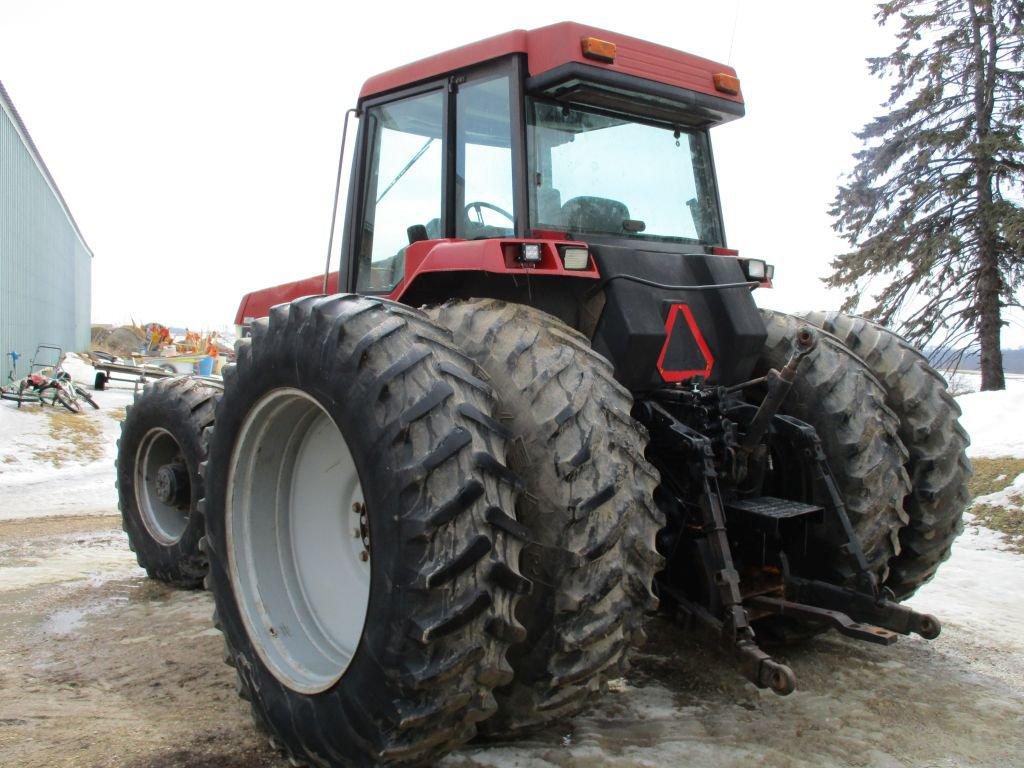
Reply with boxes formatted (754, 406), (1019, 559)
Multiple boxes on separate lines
(343, 57), (526, 295)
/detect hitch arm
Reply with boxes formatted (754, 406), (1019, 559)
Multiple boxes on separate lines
(641, 403), (798, 697)
(749, 596), (899, 645)
(740, 325), (817, 453)
(785, 575), (941, 640)
(658, 582), (797, 696)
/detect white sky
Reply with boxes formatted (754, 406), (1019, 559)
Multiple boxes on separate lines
(3, 0), (1022, 345)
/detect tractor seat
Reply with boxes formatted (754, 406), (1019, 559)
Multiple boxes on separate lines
(560, 196), (631, 234)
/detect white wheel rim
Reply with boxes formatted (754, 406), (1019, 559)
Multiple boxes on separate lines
(226, 388), (371, 694)
(135, 427), (190, 545)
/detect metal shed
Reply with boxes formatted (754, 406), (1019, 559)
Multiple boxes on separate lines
(0, 79), (91, 379)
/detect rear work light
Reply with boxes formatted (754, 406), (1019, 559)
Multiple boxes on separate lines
(741, 259), (767, 280)
(581, 37), (616, 63)
(519, 243), (543, 263)
(561, 246), (589, 270)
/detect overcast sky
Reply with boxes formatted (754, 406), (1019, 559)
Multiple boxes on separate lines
(3, 0), (1022, 345)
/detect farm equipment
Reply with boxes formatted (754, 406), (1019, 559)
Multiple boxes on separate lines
(116, 22), (971, 767)
(1, 345), (98, 412)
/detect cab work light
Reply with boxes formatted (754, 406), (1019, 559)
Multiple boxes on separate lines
(741, 259), (767, 280)
(561, 246), (589, 270)
(519, 243), (543, 263)
(581, 37), (616, 63)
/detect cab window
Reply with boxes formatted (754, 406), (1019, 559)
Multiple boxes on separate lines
(357, 89), (443, 292)
(455, 75), (514, 239)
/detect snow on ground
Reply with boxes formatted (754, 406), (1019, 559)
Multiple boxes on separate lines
(0, 355), (134, 519)
(908, 520), (1024, 656)
(973, 472), (1024, 510)
(956, 376), (1024, 458)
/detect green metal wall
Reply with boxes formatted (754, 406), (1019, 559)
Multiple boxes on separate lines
(0, 87), (91, 380)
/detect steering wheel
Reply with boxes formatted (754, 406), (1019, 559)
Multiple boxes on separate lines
(465, 201), (513, 226)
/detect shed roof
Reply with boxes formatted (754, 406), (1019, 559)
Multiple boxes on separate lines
(0, 79), (93, 258)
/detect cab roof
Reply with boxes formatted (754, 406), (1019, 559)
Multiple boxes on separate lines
(358, 21), (743, 107)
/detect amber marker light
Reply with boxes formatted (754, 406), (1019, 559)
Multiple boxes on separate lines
(713, 72), (741, 95)
(581, 37), (616, 63)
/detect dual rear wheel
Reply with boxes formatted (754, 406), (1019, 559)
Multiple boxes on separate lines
(198, 295), (659, 766)
(759, 309), (971, 598)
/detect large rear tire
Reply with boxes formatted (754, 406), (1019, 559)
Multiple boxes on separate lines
(429, 299), (662, 737)
(115, 377), (219, 587)
(202, 295), (528, 767)
(799, 311), (971, 597)
(758, 309), (911, 583)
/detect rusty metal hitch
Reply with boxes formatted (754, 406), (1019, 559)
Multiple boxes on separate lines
(781, 572), (941, 640)
(742, 556), (941, 647)
(659, 581), (798, 696)
(749, 596), (900, 645)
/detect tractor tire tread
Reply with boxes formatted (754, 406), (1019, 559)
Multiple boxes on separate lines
(799, 311), (971, 597)
(203, 294), (525, 767)
(760, 309), (911, 581)
(429, 298), (662, 737)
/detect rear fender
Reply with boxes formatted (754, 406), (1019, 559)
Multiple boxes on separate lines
(388, 238), (599, 302)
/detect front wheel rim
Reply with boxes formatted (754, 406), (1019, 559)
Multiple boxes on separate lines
(226, 388), (371, 695)
(135, 428), (191, 545)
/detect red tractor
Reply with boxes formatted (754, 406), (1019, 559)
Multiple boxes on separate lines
(116, 22), (970, 767)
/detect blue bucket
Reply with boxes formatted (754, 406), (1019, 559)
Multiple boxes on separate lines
(197, 356), (215, 376)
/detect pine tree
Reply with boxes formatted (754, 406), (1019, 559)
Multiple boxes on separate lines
(829, 0), (1024, 390)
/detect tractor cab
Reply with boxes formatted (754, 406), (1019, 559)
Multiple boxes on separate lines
(331, 22), (766, 390)
(237, 24), (766, 391)
(346, 23), (742, 286)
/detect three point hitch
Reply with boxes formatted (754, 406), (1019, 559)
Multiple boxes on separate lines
(639, 325), (941, 696)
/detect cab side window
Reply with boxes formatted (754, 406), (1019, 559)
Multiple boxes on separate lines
(357, 90), (444, 292)
(455, 76), (514, 239)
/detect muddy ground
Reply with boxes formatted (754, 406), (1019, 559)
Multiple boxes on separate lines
(1, 515), (1022, 768)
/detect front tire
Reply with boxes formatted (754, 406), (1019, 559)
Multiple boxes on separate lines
(429, 299), (663, 736)
(202, 295), (528, 766)
(116, 377), (219, 587)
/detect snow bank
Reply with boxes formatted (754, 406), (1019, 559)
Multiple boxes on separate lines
(974, 471), (1024, 509)
(908, 519), (1024, 654)
(957, 387), (1024, 458)
(0, 354), (134, 520)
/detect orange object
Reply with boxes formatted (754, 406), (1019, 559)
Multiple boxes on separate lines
(581, 36), (616, 63)
(713, 72), (741, 95)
